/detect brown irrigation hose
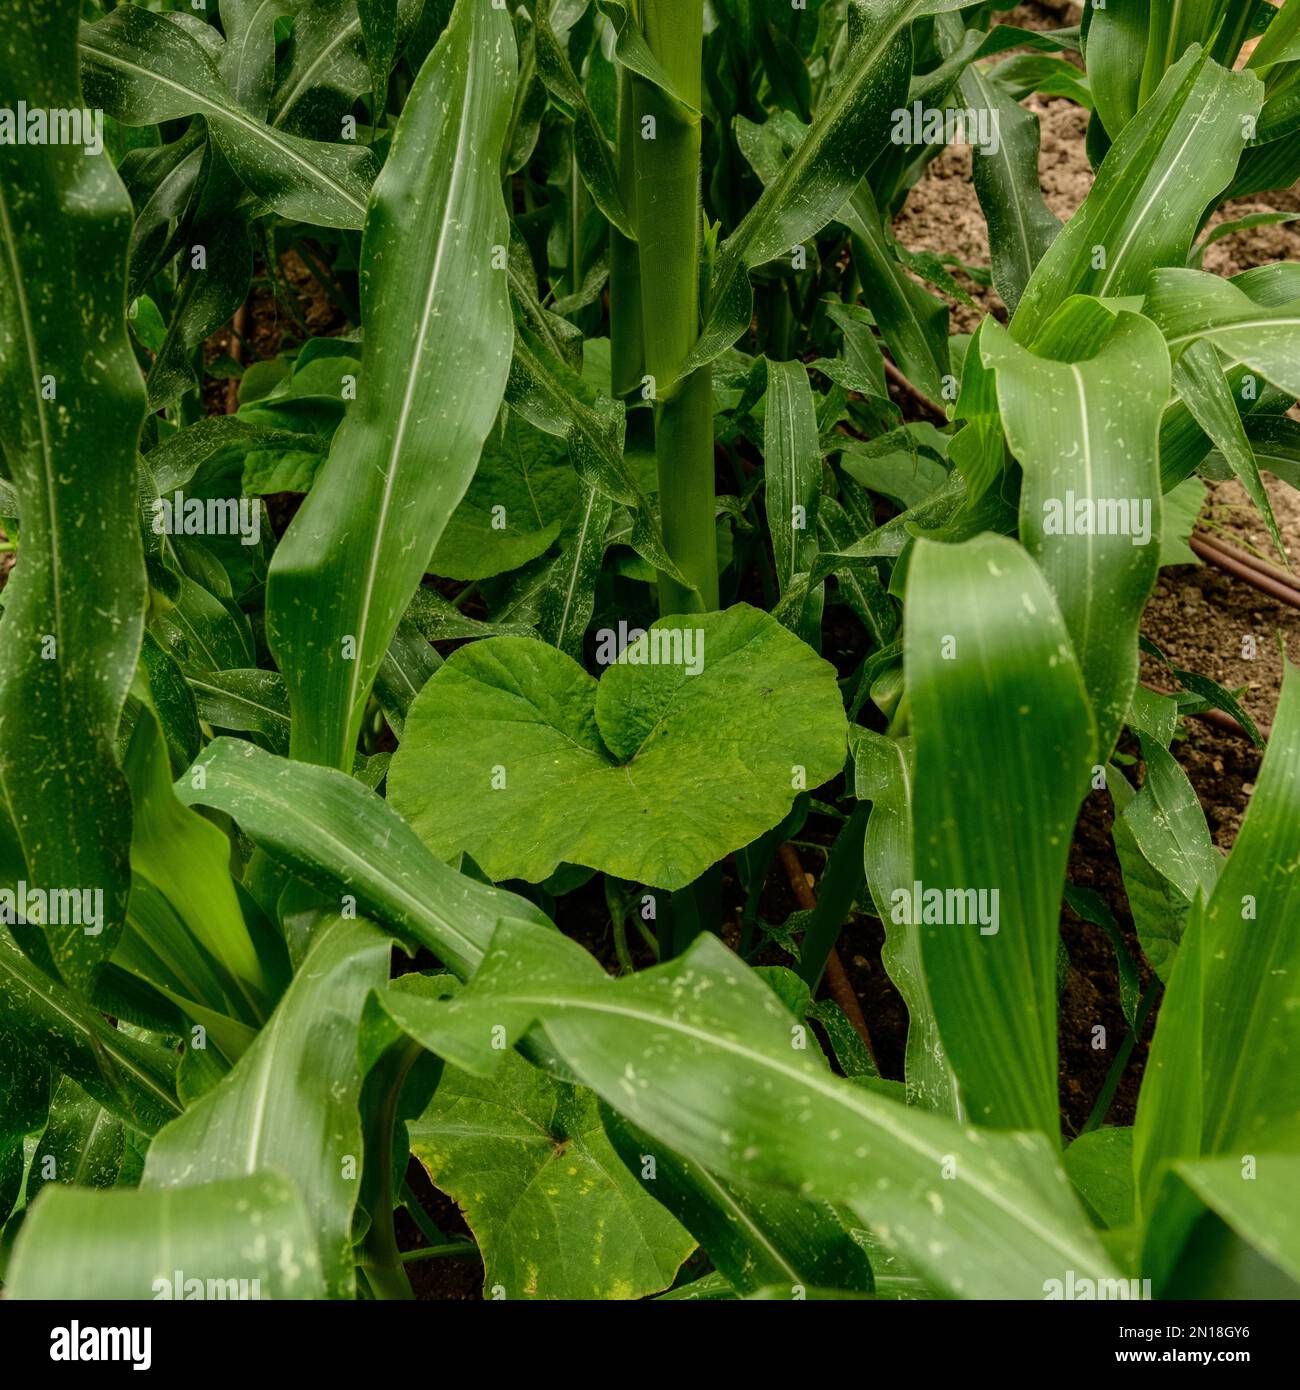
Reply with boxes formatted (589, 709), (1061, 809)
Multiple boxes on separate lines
(883, 358), (948, 423)
(777, 843), (879, 1065)
(1189, 533), (1300, 611)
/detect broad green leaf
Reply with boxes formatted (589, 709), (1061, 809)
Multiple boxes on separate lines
(386, 919), (1119, 1299)
(387, 605), (848, 889)
(429, 410), (579, 581)
(1011, 46), (1261, 345)
(0, 929), (181, 1137)
(0, 3), (147, 994)
(852, 727), (961, 1118)
(1135, 663), (1300, 1216)
(602, 1105), (876, 1297)
(175, 738), (552, 980)
(983, 304), (1168, 755)
(7, 1171), (325, 1300)
(143, 915), (391, 1300)
(409, 1006), (693, 1300)
(268, 0), (517, 769)
(905, 534), (1095, 1134)
(80, 5), (377, 230)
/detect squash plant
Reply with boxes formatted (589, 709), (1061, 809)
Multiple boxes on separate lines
(1, 0), (1299, 1301)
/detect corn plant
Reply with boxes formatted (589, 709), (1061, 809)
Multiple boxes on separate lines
(1, 0), (1299, 1305)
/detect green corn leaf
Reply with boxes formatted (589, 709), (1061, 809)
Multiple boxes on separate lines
(174, 738), (552, 980)
(219, 0), (287, 120)
(1143, 1154), (1300, 1297)
(7, 1171), (326, 1300)
(1144, 265), (1300, 398)
(0, 1), (148, 993)
(0, 929), (181, 1137)
(267, 0), (517, 769)
(0, 1035), (48, 1222)
(358, 0), (399, 113)
(957, 65), (1061, 314)
(386, 605), (848, 890)
(80, 4), (377, 230)
(125, 695), (277, 1022)
(382, 918), (1119, 1299)
(534, 483), (615, 658)
(601, 1104), (876, 1298)
(763, 359), (823, 647)
(1011, 46), (1262, 345)
(187, 668), (292, 755)
(852, 727), (962, 1118)
(142, 915), (391, 1300)
(686, 0), (973, 378)
(1082, 0), (1149, 139)
(25, 1075), (137, 1207)
(738, 116), (948, 402)
(905, 534), (1095, 1135)
(1122, 736), (1220, 908)
(1135, 662), (1300, 1218)
(535, 0), (633, 239)
(982, 302), (1169, 756)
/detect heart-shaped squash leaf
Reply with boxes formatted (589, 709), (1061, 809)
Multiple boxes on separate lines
(387, 605), (847, 888)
